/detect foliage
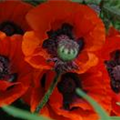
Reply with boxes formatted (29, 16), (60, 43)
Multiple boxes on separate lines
(2, 105), (52, 120)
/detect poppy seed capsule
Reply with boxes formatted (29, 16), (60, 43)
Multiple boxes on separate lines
(57, 39), (79, 62)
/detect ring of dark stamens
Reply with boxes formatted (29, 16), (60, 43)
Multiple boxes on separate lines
(42, 23), (84, 57)
(0, 55), (18, 84)
(42, 23), (85, 72)
(57, 72), (83, 110)
(0, 21), (24, 36)
(105, 50), (120, 93)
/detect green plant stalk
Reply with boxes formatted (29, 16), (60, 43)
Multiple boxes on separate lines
(82, 0), (86, 4)
(99, 0), (105, 17)
(111, 116), (120, 120)
(76, 88), (111, 120)
(35, 72), (60, 113)
(2, 106), (50, 120)
(103, 5), (120, 21)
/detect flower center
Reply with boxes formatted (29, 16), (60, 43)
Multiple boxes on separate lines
(105, 50), (120, 93)
(0, 21), (24, 36)
(0, 55), (17, 82)
(42, 23), (84, 72)
(57, 36), (79, 61)
(57, 72), (82, 110)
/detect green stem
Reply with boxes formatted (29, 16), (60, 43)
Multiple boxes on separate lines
(100, 0), (105, 17)
(76, 88), (110, 120)
(35, 72), (60, 113)
(82, 0), (86, 5)
(99, 0), (104, 9)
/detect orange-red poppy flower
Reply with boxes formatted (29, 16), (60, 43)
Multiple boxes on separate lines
(96, 28), (120, 116)
(97, 29), (120, 94)
(0, 32), (33, 106)
(0, 0), (33, 36)
(23, 64), (111, 120)
(22, 0), (105, 74)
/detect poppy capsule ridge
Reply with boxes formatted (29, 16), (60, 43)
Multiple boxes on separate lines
(57, 39), (79, 62)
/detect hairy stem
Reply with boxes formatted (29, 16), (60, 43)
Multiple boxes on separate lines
(100, 0), (105, 17)
(35, 72), (60, 113)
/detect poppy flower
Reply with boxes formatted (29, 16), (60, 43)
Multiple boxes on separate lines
(96, 28), (120, 116)
(0, 0), (33, 36)
(23, 64), (112, 120)
(22, 0), (105, 73)
(0, 32), (33, 106)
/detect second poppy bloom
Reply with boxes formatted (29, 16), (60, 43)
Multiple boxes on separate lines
(96, 28), (120, 116)
(0, 32), (33, 106)
(0, 0), (33, 36)
(23, 65), (112, 120)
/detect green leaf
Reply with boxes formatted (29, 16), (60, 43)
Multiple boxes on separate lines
(23, 0), (46, 6)
(111, 116), (120, 120)
(84, 0), (101, 5)
(71, 0), (101, 4)
(25, 1), (38, 6)
(2, 105), (52, 120)
(72, 0), (83, 3)
(100, 0), (120, 30)
(103, 5), (120, 21)
(76, 88), (111, 120)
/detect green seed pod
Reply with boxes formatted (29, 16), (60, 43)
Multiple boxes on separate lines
(57, 45), (78, 62)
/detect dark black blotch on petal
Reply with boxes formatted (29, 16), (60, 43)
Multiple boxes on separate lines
(0, 21), (24, 36)
(57, 72), (83, 110)
(40, 73), (46, 88)
(77, 37), (85, 53)
(105, 50), (120, 93)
